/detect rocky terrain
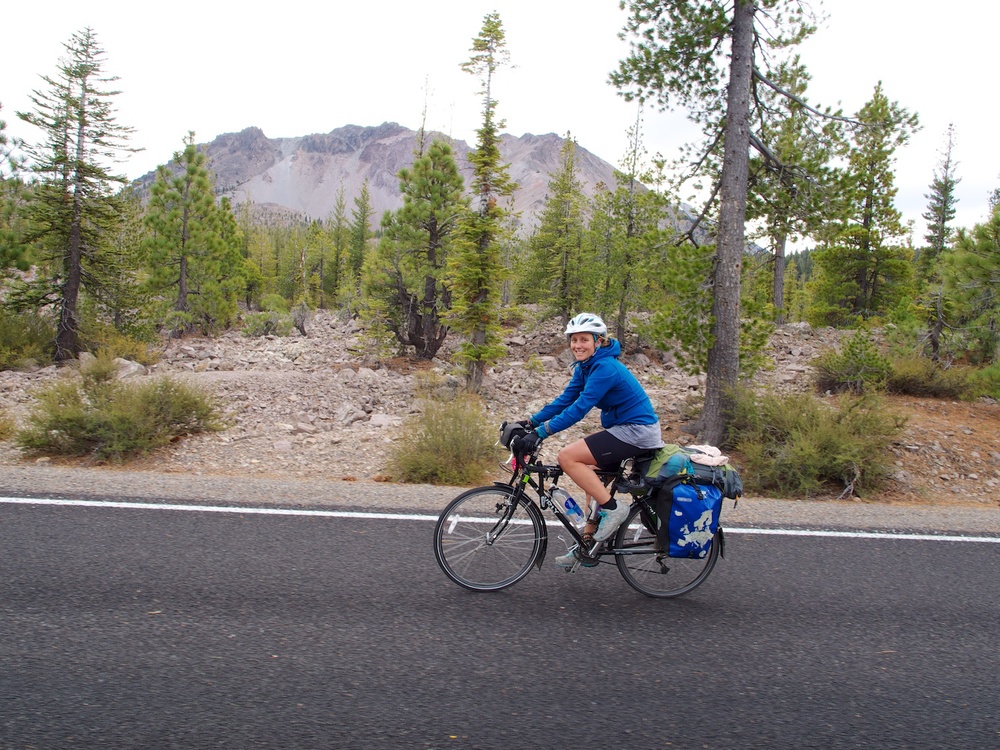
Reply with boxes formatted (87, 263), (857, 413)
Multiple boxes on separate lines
(1, 310), (999, 510)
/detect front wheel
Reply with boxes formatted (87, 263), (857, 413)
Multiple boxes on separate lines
(614, 502), (720, 598)
(433, 485), (544, 592)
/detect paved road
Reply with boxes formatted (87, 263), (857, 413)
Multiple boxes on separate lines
(1, 500), (997, 749)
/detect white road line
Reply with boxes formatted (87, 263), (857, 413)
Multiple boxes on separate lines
(2, 496), (998, 544)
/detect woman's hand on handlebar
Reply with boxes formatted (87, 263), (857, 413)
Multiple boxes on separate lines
(512, 430), (542, 457)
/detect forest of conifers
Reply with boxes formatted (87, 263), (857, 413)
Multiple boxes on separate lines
(2, 8), (999, 416)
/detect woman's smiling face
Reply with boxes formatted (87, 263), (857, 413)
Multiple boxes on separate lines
(569, 332), (597, 361)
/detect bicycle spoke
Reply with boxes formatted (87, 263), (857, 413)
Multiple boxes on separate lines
(614, 503), (719, 598)
(434, 487), (544, 592)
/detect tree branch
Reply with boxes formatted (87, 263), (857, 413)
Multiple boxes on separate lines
(752, 66), (857, 125)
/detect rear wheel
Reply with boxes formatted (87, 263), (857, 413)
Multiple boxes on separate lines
(433, 485), (544, 592)
(614, 502), (719, 598)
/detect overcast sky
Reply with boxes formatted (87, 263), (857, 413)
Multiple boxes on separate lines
(3, 1), (997, 247)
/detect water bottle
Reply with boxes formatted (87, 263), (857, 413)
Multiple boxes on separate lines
(551, 487), (585, 528)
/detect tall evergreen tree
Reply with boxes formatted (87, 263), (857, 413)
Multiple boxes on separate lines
(450, 11), (516, 391)
(915, 125), (960, 360)
(1, 103), (29, 275)
(519, 134), (589, 322)
(808, 84), (919, 326)
(328, 186), (349, 303)
(348, 181), (373, 282)
(368, 137), (467, 359)
(613, 0), (819, 444)
(744, 56), (846, 323)
(302, 219), (332, 309)
(941, 204), (1000, 363)
(96, 186), (151, 337)
(16, 28), (136, 360)
(917, 124), (960, 282)
(590, 116), (667, 343)
(144, 134), (242, 335)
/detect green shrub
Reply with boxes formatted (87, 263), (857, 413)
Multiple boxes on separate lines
(242, 311), (293, 337)
(0, 309), (55, 371)
(886, 356), (972, 398)
(162, 310), (195, 338)
(499, 305), (527, 328)
(727, 387), (906, 498)
(78, 319), (160, 365)
(390, 394), (501, 485)
(17, 360), (224, 461)
(260, 293), (289, 313)
(966, 362), (1000, 400)
(525, 355), (545, 373)
(0, 408), (14, 440)
(813, 329), (891, 394)
(355, 299), (397, 364)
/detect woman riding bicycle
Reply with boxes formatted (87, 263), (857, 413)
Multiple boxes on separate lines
(511, 313), (664, 568)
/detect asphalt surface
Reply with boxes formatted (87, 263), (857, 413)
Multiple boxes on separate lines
(1, 499), (997, 749)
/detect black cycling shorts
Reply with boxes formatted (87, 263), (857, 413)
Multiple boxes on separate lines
(583, 430), (643, 471)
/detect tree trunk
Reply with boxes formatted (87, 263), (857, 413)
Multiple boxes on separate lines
(176, 254), (189, 312)
(697, 0), (755, 446)
(55, 87), (90, 363)
(773, 232), (787, 324)
(55, 228), (83, 362)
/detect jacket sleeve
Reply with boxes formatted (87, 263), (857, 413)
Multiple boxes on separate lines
(531, 367), (584, 429)
(534, 360), (618, 437)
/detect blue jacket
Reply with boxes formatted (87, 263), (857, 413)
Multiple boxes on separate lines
(531, 339), (658, 438)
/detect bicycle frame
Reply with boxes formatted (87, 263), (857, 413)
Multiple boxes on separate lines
(433, 444), (724, 597)
(498, 450), (657, 568)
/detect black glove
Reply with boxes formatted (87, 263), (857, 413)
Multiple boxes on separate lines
(515, 419), (535, 430)
(513, 430), (542, 456)
(499, 421), (528, 449)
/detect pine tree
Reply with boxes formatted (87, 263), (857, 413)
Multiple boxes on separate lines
(97, 187), (152, 338)
(915, 125), (961, 360)
(1, 103), (29, 274)
(303, 219), (332, 309)
(144, 134), (242, 335)
(589, 115), (667, 343)
(348, 181), (373, 282)
(613, 0), (819, 444)
(941, 205), (1000, 363)
(917, 124), (960, 283)
(808, 83), (919, 327)
(328, 187), (349, 304)
(16, 28), (136, 360)
(520, 134), (589, 322)
(368, 137), (467, 359)
(450, 11), (516, 391)
(744, 56), (846, 323)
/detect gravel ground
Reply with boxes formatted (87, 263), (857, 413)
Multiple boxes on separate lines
(2, 312), (997, 537)
(2, 464), (997, 537)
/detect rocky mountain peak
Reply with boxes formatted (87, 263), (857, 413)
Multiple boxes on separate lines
(139, 123), (621, 231)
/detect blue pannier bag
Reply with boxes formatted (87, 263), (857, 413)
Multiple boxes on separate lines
(659, 481), (724, 559)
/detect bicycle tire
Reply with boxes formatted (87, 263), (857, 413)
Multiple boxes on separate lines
(433, 485), (544, 592)
(614, 502), (720, 598)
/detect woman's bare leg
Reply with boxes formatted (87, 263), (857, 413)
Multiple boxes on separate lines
(557, 439), (612, 505)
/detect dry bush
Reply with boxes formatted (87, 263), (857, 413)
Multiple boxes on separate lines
(17, 353), (224, 461)
(390, 394), (502, 485)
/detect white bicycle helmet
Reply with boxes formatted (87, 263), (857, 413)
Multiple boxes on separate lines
(565, 313), (607, 337)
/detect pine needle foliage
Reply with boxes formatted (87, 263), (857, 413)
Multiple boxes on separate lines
(0, 309), (55, 371)
(813, 329), (892, 394)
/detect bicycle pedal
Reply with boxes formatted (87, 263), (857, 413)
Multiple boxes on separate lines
(577, 551), (600, 568)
